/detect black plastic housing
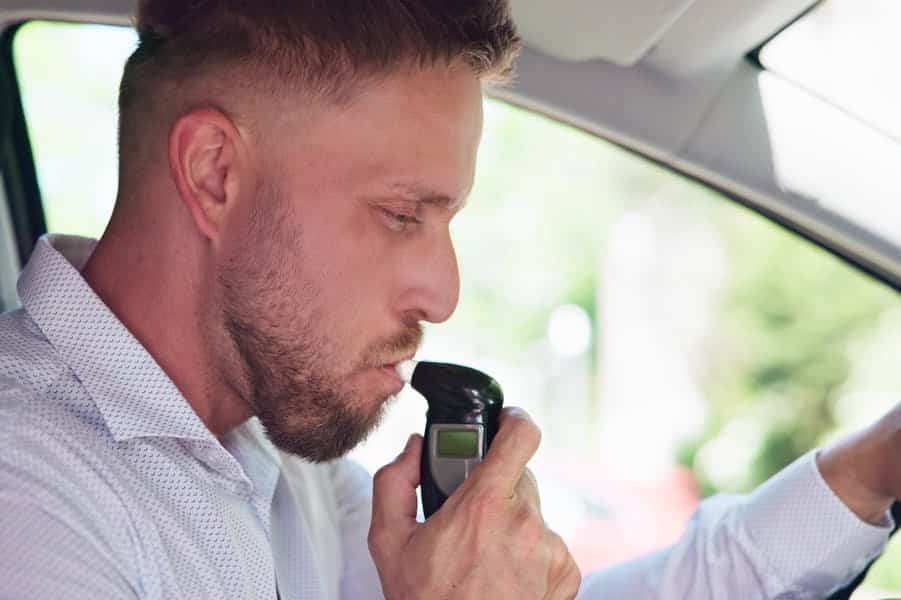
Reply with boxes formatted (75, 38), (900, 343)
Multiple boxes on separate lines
(411, 361), (504, 518)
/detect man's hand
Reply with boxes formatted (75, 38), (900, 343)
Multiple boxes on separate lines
(818, 402), (901, 525)
(368, 408), (581, 600)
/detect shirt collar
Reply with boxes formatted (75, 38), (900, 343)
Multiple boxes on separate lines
(18, 234), (215, 444)
(222, 418), (283, 504)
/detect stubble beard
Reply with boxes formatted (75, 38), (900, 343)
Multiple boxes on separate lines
(222, 306), (382, 462)
(215, 184), (422, 462)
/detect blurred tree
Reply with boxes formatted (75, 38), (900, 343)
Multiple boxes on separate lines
(681, 198), (899, 494)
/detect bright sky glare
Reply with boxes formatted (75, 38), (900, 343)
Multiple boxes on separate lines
(760, 0), (901, 142)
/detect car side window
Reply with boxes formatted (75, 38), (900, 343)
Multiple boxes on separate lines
(0, 182), (20, 309)
(13, 21), (134, 238)
(11, 20), (901, 596)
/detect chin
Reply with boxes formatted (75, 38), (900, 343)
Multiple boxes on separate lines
(259, 394), (389, 463)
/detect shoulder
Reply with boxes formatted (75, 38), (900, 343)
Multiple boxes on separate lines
(0, 380), (139, 596)
(0, 337), (133, 549)
(0, 397), (139, 593)
(0, 389), (128, 515)
(0, 308), (116, 467)
(0, 308), (68, 395)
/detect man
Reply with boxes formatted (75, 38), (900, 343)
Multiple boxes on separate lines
(0, 1), (898, 598)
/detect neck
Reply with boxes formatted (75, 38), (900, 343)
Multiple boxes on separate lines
(81, 207), (252, 435)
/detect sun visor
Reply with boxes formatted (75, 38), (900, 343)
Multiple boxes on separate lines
(510, 0), (697, 66)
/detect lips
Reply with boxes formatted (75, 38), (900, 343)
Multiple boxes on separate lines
(380, 364), (402, 378)
(377, 364), (406, 394)
(381, 353), (416, 372)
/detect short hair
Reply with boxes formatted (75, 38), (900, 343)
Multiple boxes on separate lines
(118, 0), (521, 172)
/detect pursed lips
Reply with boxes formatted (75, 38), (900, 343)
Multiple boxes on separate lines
(378, 356), (415, 390)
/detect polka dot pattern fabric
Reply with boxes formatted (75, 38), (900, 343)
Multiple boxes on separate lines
(3, 234), (891, 600)
(0, 235), (385, 600)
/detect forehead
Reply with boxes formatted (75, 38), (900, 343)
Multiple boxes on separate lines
(263, 62), (484, 199)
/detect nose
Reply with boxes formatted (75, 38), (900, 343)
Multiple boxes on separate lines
(397, 229), (460, 324)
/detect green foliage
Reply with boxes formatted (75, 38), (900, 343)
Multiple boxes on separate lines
(683, 201), (899, 494)
(451, 100), (653, 354)
(869, 536), (901, 591)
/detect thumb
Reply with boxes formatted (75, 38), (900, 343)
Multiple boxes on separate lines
(369, 434), (423, 556)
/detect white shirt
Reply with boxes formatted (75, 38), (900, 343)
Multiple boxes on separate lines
(0, 234), (894, 599)
(0, 235), (381, 599)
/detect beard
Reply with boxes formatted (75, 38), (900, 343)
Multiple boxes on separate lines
(222, 306), (421, 462)
(216, 184), (422, 462)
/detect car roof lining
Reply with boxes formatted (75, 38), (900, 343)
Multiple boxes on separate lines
(511, 0), (819, 72)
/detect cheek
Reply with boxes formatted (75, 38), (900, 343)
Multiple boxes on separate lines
(303, 206), (395, 304)
(292, 234), (389, 358)
(320, 251), (392, 332)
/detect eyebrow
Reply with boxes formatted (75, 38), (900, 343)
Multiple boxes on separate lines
(390, 182), (467, 211)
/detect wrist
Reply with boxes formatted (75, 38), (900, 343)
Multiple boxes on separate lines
(817, 428), (894, 526)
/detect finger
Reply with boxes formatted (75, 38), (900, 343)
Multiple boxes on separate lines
(515, 467), (541, 513)
(369, 434), (423, 556)
(474, 407), (541, 493)
(546, 558), (581, 600)
(543, 532), (582, 600)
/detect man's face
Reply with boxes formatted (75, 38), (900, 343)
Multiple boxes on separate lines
(215, 63), (483, 461)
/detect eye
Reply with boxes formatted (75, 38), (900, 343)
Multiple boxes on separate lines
(380, 208), (423, 232)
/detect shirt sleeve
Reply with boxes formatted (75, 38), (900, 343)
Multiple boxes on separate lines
(330, 459), (386, 600)
(577, 451), (893, 599)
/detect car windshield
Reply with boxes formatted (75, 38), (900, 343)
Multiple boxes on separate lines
(752, 0), (901, 257)
(759, 0), (901, 141)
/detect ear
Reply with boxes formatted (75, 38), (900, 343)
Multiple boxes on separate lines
(168, 108), (247, 240)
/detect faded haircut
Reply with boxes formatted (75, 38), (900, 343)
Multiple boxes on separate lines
(118, 0), (520, 173)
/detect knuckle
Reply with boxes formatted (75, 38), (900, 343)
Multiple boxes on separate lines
(548, 531), (575, 570)
(371, 464), (394, 489)
(562, 562), (582, 599)
(366, 528), (385, 557)
(563, 548), (582, 578)
(520, 468), (540, 495)
(515, 474), (541, 509)
(567, 562), (583, 592)
(511, 500), (532, 525)
(511, 501), (544, 543)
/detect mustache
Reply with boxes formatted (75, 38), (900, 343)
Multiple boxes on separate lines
(361, 322), (424, 369)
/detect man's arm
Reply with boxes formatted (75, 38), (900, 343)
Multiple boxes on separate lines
(578, 450), (892, 599)
(817, 404), (901, 528)
(579, 402), (901, 599)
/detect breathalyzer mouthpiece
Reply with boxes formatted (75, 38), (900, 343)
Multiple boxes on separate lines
(404, 361), (504, 420)
(395, 360), (418, 384)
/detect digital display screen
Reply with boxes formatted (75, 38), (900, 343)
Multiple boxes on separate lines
(436, 430), (479, 458)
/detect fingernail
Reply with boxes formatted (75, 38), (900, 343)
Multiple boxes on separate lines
(506, 407), (532, 421)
